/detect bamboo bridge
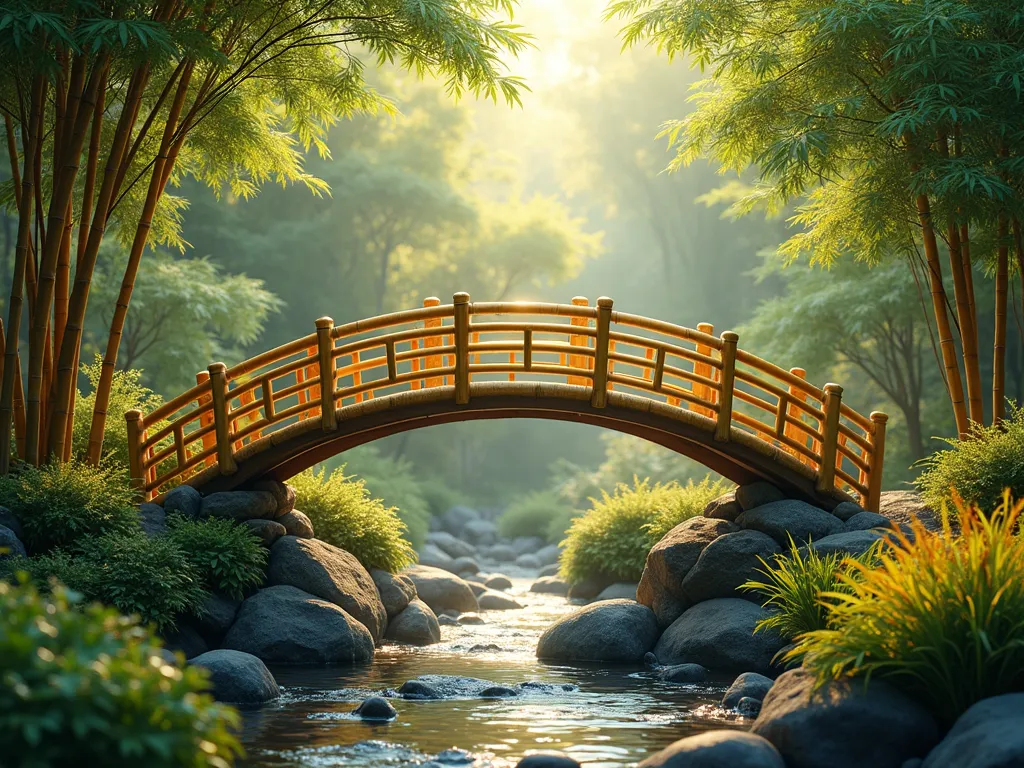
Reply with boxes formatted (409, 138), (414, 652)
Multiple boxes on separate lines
(126, 294), (888, 511)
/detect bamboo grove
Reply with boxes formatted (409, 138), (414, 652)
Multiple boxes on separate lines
(0, 0), (528, 472)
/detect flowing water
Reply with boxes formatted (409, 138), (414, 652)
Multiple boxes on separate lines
(241, 578), (745, 767)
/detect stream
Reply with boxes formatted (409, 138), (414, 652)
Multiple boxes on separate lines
(240, 578), (746, 767)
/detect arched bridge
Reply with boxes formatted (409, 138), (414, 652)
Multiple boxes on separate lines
(126, 294), (888, 511)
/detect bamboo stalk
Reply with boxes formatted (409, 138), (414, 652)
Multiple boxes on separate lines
(424, 297), (443, 388)
(994, 215), (1009, 423)
(208, 363), (236, 475)
(714, 332), (737, 442)
(126, 409), (145, 495)
(196, 370), (216, 468)
(317, 317), (337, 431)
(816, 384), (844, 493)
(454, 293), (470, 404)
(694, 323), (715, 417)
(591, 297), (613, 408)
(568, 297), (589, 386)
(866, 412), (888, 512)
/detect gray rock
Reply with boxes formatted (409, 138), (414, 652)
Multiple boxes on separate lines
(453, 556), (479, 574)
(190, 649), (280, 705)
(243, 518), (287, 547)
(469, 643), (502, 653)
(737, 500), (843, 546)
(459, 613), (485, 625)
(162, 622), (208, 659)
(0, 507), (21, 539)
(278, 509), (314, 538)
(480, 685), (519, 698)
(568, 575), (613, 601)
(704, 491), (744, 522)
(163, 485), (202, 519)
(223, 584), (374, 664)
(484, 574), (513, 591)
(539, 563), (560, 577)
(399, 680), (441, 699)
(831, 501), (865, 522)
(266, 536), (387, 642)
(844, 511), (894, 532)
(193, 592), (242, 645)
(922, 693), (1024, 768)
(904, 760), (924, 768)
(466, 580), (487, 597)
(594, 582), (638, 601)
(752, 668), (940, 768)
(535, 544), (561, 566)
(657, 663), (708, 683)
(682, 530), (780, 604)
(638, 731), (785, 768)
(723, 672), (775, 709)
(877, 490), (942, 532)
(516, 752), (580, 768)
(486, 543), (518, 562)
(419, 542), (456, 570)
(353, 696), (397, 720)
(802, 530), (884, 558)
(403, 565), (479, 614)
(654, 598), (787, 677)
(530, 576), (569, 596)
(737, 697), (763, 717)
(249, 479), (295, 517)
(438, 614), (459, 626)
(201, 491), (277, 522)
(736, 482), (785, 511)
(463, 519), (499, 547)
(138, 503), (167, 537)
(478, 590), (523, 610)
(384, 599), (441, 646)
(637, 517), (738, 627)
(512, 536), (546, 556)
(515, 553), (541, 569)
(537, 599), (659, 663)
(441, 505), (481, 535)
(370, 568), (417, 619)
(426, 531), (476, 559)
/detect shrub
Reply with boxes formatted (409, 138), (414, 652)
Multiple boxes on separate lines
(916, 403), (1024, 513)
(0, 576), (241, 766)
(0, 460), (139, 552)
(559, 476), (729, 584)
(166, 516), (267, 599)
(291, 466), (417, 573)
(796, 495), (1024, 725)
(499, 491), (578, 543)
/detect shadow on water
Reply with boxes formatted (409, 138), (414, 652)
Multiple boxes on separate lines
(240, 580), (746, 767)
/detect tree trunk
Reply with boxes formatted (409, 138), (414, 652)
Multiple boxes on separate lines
(993, 215), (1009, 424)
(945, 222), (983, 425)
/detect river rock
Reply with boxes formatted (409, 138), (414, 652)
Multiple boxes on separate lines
(537, 599), (659, 663)
(657, 663), (708, 683)
(403, 565), (479, 614)
(539, 563), (560, 577)
(459, 613), (485, 625)
(223, 584), (374, 664)
(190, 649), (280, 705)
(681, 530), (780, 603)
(516, 752), (580, 768)
(249, 479), (295, 517)
(639, 731), (785, 768)
(384, 599), (441, 646)
(244, 518), (287, 547)
(484, 574), (513, 591)
(486, 543), (518, 562)
(266, 536), (386, 642)
(419, 542), (457, 570)
(278, 509), (314, 538)
(738, 697), (763, 717)
(530, 576), (569, 596)
(463, 519), (499, 547)
(831, 501), (865, 522)
(594, 582), (638, 601)
(201, 491), (277, 522)
(453, 556), (479, 575)
(735, 482), (785, 511)
(478, 590), (523, 610)
(723, 672), (775, 709)
(516, 553), (541, 569)
(751, 668), (940, 768)
(138, 503), (167, 537)
(427, 531), (476, 559)
(193, 592), (242, 645)
(703, 491), (744, 522)
(802, 530), (884, 558)
(0, 524), (26, 559)
(736, 500), (843, 546)
(369, 569), (417, 619)
(921, 693), (1024, 767)
(480, 685), (519, 698)
(512, 536), (546, 556)
(877, 490), (942, 531)
(637, 517), (739, 627)
(163, 485), (202, 519)
(568, 575), (613, 601)
(654, 598), (787, 677)
(162, 622), (208, 659)
(844, 511), (893, 532)
(399, 679), (441, 699)
(353, 696), (397, 720)
(535, 544), (561, 566)
(466, 580), (487, 597)
(0, 507), (20, 540)
(441, 505), (481, 535)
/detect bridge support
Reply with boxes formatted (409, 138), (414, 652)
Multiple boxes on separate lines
(316, 317), (337, 432)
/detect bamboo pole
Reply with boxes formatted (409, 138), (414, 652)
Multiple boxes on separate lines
(424, 297), (443, 388)
(208, 362), (236, 476)
(196, 370), (216, 468)
(815, 384), (844, 493)
(125, 409), (145, 495)
(866, 412), (888, 512)
(454, 293), (470, 404)
(316, 317), (337, 431)
(568, 297), (589, 386)
(714, 332), (738, 442)
(695, 323), (714, 417)
(591, 297), (613, 408)
(784, 368), (812, 466)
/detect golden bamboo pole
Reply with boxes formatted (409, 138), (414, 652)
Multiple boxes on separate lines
(316, 317), (337, 431)
(125, 409), (144, 495)
(208, 362), (237, 476)
(196, 370), (216, 468)
(867, 412), (888, 512)
(568, 296), (589, 386)
(714, 332), (738, 442)
(591, 297), (613, 408)
(454, 293), (470, 405)
(424, 297), (443, 388)
(815, 384), (844, 493)
(694, 322), (714, 417)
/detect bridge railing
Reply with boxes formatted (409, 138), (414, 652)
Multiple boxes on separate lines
(126, 294), (887, 510)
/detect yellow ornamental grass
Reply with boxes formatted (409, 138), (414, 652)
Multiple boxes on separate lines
(796, 494), (1024, 725)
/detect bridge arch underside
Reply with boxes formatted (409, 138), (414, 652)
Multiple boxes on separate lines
(183, 382), (853, 510)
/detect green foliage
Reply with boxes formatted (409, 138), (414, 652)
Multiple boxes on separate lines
(559, 476), (728, 583)
(498, 490), (576, 543)
(291, 466), (416, 573)
(166, 517), (267, 600)
(917, 404), (1024, 513)
(742, 540), (880, 641)
(0, 460), (139, 553)
(0, 576), (241, 767)
(796, 496), (1024, 725)
(340, 447), (433, 549)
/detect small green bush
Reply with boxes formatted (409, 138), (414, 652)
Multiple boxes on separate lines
(499, 490), (577, 543)
(166, 516), (268, 599)
(916, 403), (1024, 513)
(559, 476), (729, 584)
(0, 460), (139, 552)
(291, 466), (416, 573)
(0, 576), (241, 766)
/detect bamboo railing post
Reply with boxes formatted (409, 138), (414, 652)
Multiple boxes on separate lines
(196, 370), (216, 468)
(591, 297), (613, 408)
(568, 296), (589, 386)
(454, 293), (470, 405)
(423, 297), (443, 388)
(867, 411), (888, 512)
(816, 383), (844, 493)
(125, 409), (145, 496)
(784, 367), (812, 465)
(695, 323), (715, 416)
(208, 362), (237, 476)
(316, 317), (337, 432)
(714, 332), (738, 442)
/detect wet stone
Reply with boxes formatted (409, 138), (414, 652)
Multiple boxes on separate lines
(480, 685), (519, 698)
(398, 680), (441, 699)
(353, 696), (398, 721)
(737, 697), (763, 717)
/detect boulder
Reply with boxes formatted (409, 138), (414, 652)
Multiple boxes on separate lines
(539, 563), (560, 577)
(486, 544), (518, 562)
(515, 554), (541, 569)
(638, 731), (785, 768)
(459, 613), (485, 625)
(243, 518), (287, 547)
(463, 519), (499, 547)
(266, 536), (387, 642)
(594, 583), (638, 601)
(878, 490), (942, 532)
(681, 530), (780, 604)
(478, 590), (523, 610)
(453, 556), (479, 575)
(419, 542), (456, 570)
(738, 697), (763, 717)
(426, 531), (476, 559)
(466, 580), (487, 597)
(484, 574), (513, 591)
(369, 568), (417, 619)
(163, 485), (202, 519)
(162, 621), (208, 659)
(657, 663), (708, 683)
(0, 524), (26, 559)
(399, 680), (441, 699)
(921, 693), (1024, 768)
(249, 479), (295, 517)
(751, 668), (940, 768)
(802, 530), (884, 559)
(190, 649), (280, 705)
(201, 491), (277, 522)
(278, 509), (314, 539)
(831, 501), (865, 522)
(568, 575), (613, 601)
(844, 511), (894, 532)
(530, 576), (569, 596)
(723, 672), (775, 709)
(353, 696), (397, 721)
(637, 517), (738, 627)
(193, 592), (242, 646)
(537, 599), (659, 663)
(512, 536), (546, 556)
(735, 482), (785, 511)
(384, 599), (441, 646)
(517, 753), (580, 768)
(737, 500), (843, 546)
(535, 544), (561, 566)
(441, 505), (481, 535)
(703, 491), (744, 522)
(0, 507), (21, 539)
(223, 584), (374, 664)
(138, 503), (167, 537)
(654, 598), (787, 677)
(403, 565), (479, 614)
